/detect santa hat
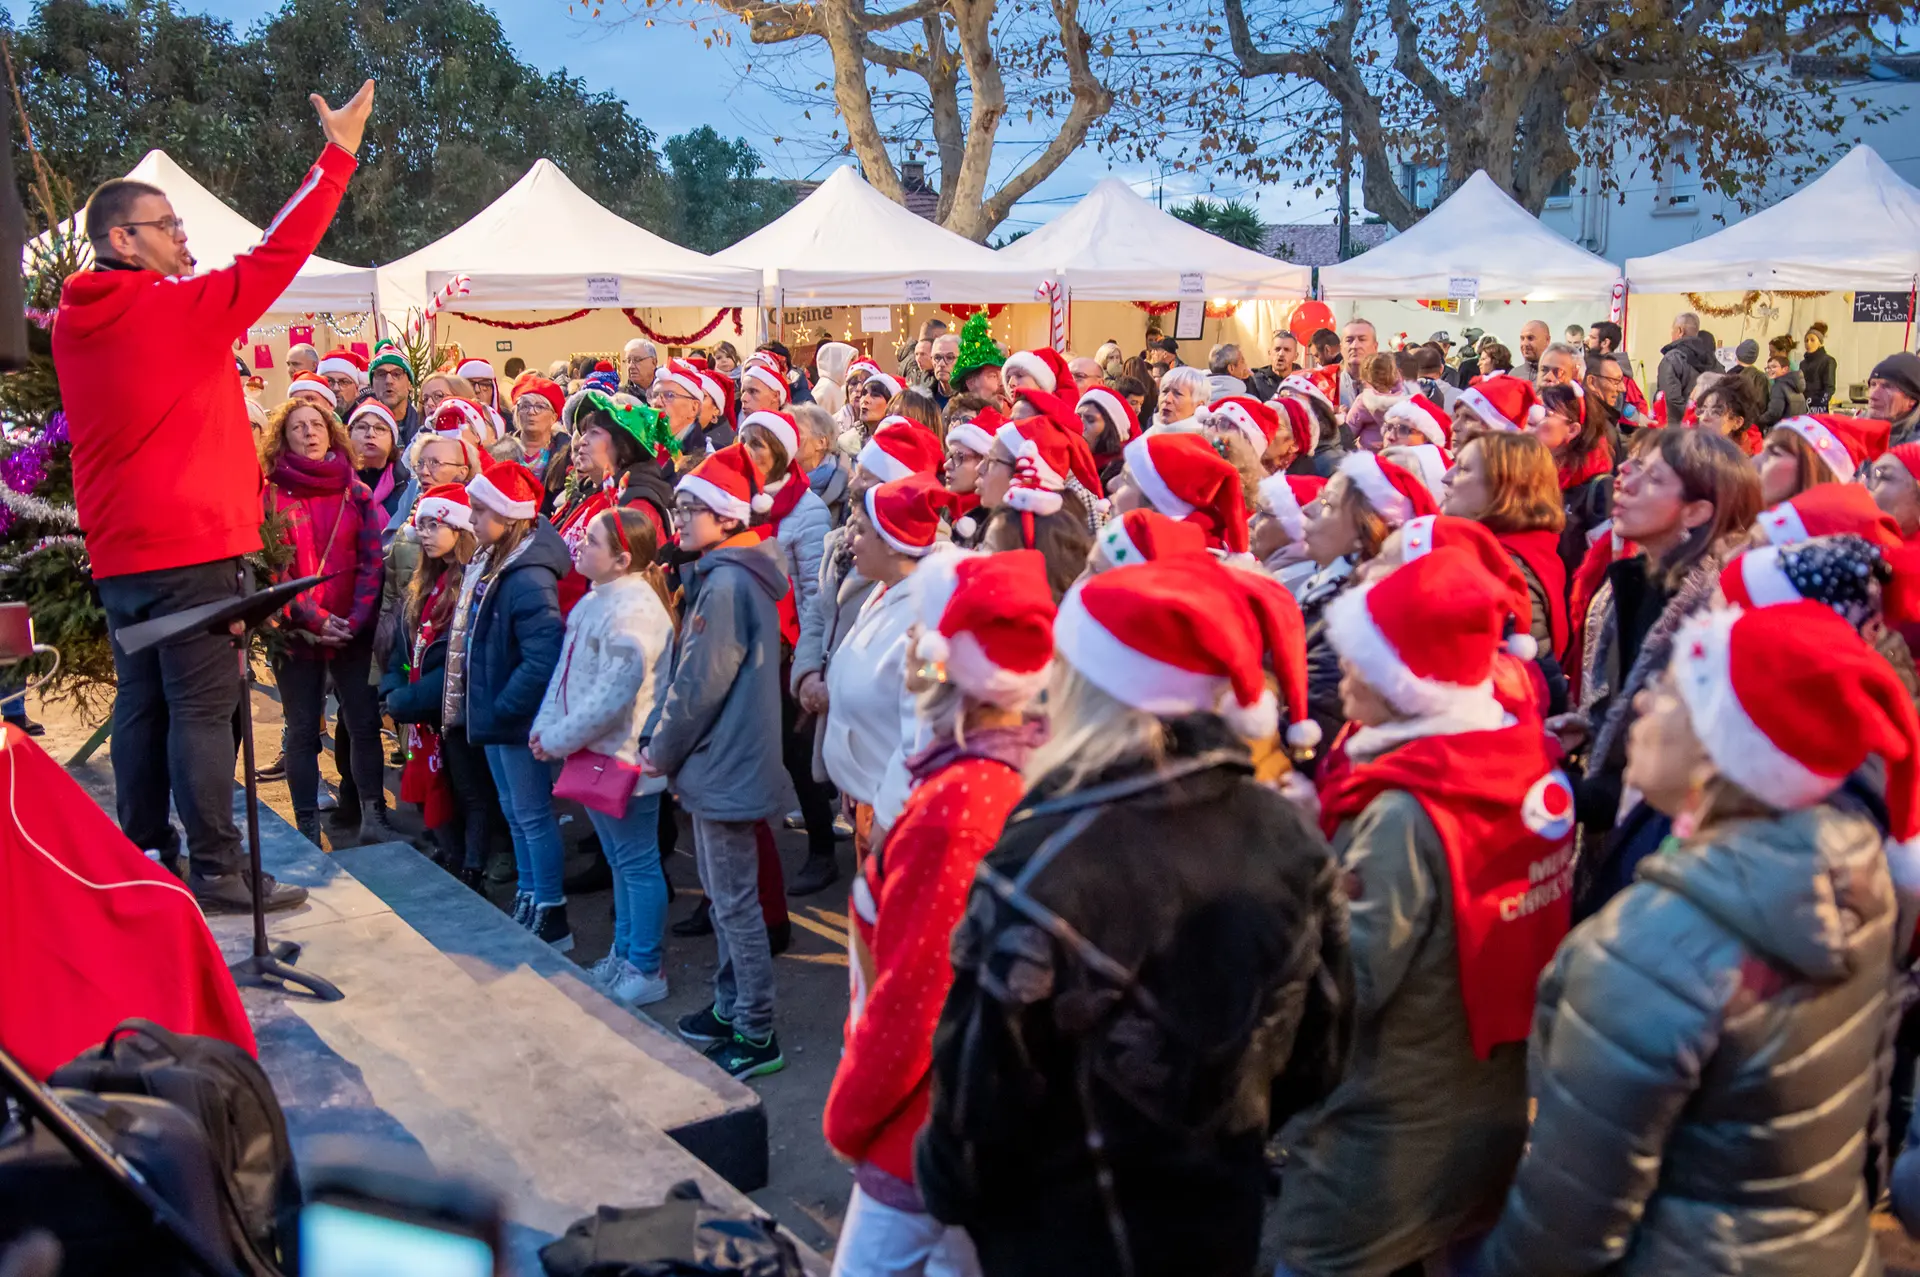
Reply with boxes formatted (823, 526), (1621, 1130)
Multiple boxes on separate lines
(1388, 444), (1449, 503)
(741, 361), (789, 405)
(1094, 508), (1209, 571)
(1672, 601), (1920, 859)
(318, 348), (368, 383)
(1258, 473), (1326, 544)
(1324, 546), (1508, 721)
(1076, 386), (1141, 443)
(346, 399), (398, 435)
(1273, 396), (1319, 455)
(740, 409), (799, 460)
(414, 482), (474, 532)
(1775, 414), (1889, 481)
(862, 371), (905, 400)
(846, 357), (884, 385)
(864, 473), (957, 557)
(1012, 390), (1104, 497)
(677, 443), (770, 523)
(747, 348), (789, 376)
(454, 357), (494, 384)
(857, 420), (944, 483)
(404, 424), (485, 477)
(510, 374), (565, 417)
(1398, 514), (1539, 659)
(1121, 433), (1250, 554)
(907, 549), (1056, 708)
(1003, 347), (1072, 395)
(1338, 451), (1441, 528)
(1280, 374), (1334, 413)
(288, 372), (338, 408)
(1385, 394), (1451, 449)
(1054, 556), (1320, 749)
(1755, 482), (1904, 550)
(1890, 442), (1920, 484)
(650, 358), (705, 402)
(694, 367), (732, 418)
(1458, 374), (1542, 433)
(466, 460), (543, 521)
(946, 410), (1001, 458)
(429, 396), (492, 439)
(1201, 396), (1282, 456)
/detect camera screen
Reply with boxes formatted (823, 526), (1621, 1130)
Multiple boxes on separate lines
(300, 1200), (493, 1277)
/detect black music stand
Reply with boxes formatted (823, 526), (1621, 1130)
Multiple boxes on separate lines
(115, 574), (343, 1002)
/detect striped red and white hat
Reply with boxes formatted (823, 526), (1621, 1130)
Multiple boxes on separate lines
(414, 483), (474, 531)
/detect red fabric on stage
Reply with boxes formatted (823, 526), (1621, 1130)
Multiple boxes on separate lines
(0, 725), (255, 1077)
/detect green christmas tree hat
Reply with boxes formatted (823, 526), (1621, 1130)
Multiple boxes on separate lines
(948, 310), (1006, 394)
(581, 389), (679, 458)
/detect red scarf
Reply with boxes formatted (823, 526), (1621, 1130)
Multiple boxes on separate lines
(399, 575), (455, 830)
(1556, 439), (1613, 491)
(764, 465), (810, 648)
(1496, 528), (1570, 661)
(1319, 723), (1575, 1058)
(555, 485), (616, 619)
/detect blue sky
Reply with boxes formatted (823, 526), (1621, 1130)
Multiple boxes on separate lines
(183, 0), (1342, 236)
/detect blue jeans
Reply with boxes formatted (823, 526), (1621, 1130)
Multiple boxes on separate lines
(587, 792), (666, 974)
(484, 744), (563, 904)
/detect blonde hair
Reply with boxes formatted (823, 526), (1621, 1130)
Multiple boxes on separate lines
(1024, 663), (1169, 794)
(1204, 429), (1266, 510)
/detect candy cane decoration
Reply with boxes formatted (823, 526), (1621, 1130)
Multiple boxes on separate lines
(1609, 280), (1627, 324)
(1035, 279), (1068, 353)
(407, 274), (473, 342)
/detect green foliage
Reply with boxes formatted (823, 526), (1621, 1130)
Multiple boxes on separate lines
(989, 229), (1030, 248)
(1169, 197), (1267, 251)
(6, 0), (786, 260)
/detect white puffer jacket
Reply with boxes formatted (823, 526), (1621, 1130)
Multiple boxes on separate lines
(531, 573), (676, 795)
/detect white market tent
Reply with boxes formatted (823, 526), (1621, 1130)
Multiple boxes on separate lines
(1320, 170), (1622, 301)
(997, 177), (1309, 299)
(376, 159), (761, 315)
(29, 150), (377, 312)
(714, 166), (1041, 305)
(1625, 146), (1920, 293)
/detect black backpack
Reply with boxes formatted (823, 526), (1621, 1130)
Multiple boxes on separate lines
(49, 1018), (299, 1277)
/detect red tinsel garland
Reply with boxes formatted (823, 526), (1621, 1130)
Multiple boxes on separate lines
(941, 303), (1010, 320)
(1131, 300), (1241, 319)
(449, 309), (592, 329)
(623, 308), (744, 344)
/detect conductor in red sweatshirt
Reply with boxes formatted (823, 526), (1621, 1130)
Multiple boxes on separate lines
(53, 82), (374, 913)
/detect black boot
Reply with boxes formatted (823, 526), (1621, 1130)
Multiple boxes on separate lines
(670, 897), (713, 937)
(458, 866), (488, 894)
(786, 849), (840, 897)
(294, 812), (324, 847)
(768, 918), (792, 956)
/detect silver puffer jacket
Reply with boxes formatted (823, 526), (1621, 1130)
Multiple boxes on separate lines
(1480, 805), (1896, 1277)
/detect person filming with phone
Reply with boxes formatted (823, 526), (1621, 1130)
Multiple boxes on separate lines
(52, 81), (376, 914)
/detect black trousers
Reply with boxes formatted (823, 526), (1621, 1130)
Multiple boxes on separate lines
(781, 670), (837, 861)
(275, 638), (383, 818)
(98, 558), (248, 879)
(439, 723), (506, 871)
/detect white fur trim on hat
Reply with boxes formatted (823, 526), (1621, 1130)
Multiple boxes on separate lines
(1734, 548), (1803, 606)
(741, 410), (798, 459)
(455, 358), (494, 382)
(290, 376), (337, 408)
(1055, 582), (1228, 718)
(1280, 374), (1333, 410)
(1121, 435), (1195, 519)
(1339, 451), (1414, 527)
(864, 372), (904, 399)
(862, 485), (940, 558)
(1755, 502), (1810, 546)
(1258, 473), (1305, 542)
(676, 472), (752, 525)
(1002, 351), (1057, 394)
(942, 630), (1052, 710)
(1323, 579), (1503, 720)
(995, 424), (1064, 490)
(857, 436), (916, 484)
(1670, 606), (1838, 809)
(318, 352), (365, 382)
(466, 472), (536, 521)
(1004, 484), (1064, 516)
(652, 365), (704, 400)
(1096, 519), (1145, 570)
(947, 420), (995, 457)
(1078, 387), (1134, 439)
(414, 493), (473, 531)
(347, 400), (397, 433)
(1458, 386), (1520, 433)
(1384, 398), (1446, 447)
(1779, 415), (1858, 481)
(742, 363), (788, 403)
(1202, 401), (1269, 455)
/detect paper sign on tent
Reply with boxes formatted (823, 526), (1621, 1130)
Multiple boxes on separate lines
(1448, 276), (1479, 301)
(587, 276), (622, 305)
(904, 279), (934, 303)
(1179, 272), (1206, 296)
(860, 307), (893, 333)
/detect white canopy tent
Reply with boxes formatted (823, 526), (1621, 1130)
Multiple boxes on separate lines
(1625, 146), (1920, 293)
(714, 167), (1040, 305)
(1319, 171), (1622, 301)
(376, 159), (761, 315)
(30, 149), (376, 312)
(997, 177), (1309, 298)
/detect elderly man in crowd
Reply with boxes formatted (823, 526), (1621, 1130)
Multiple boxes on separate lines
(1208, 343), (1252, 399)
(1513, 319), (1550, 384)
(1068, 355), (1106, 396)
(1536, 343), (1584, 390)
(286, 342), (319, 379)
(1869, 352), (1920, 446)
(620, 338), (659, 399)
(1340, 319), (1378, 406)
(1657, 310), (1718, 426)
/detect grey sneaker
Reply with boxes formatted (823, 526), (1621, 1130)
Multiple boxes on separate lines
(192, 870), (308, 914)
(607, 961), (669, 1007)
(584, 952), (622, 986)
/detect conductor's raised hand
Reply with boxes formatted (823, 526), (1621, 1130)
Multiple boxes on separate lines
(311, 80), (376, 156)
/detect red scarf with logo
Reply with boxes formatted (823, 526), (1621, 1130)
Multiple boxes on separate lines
(399, 574), (455, 830)
(1319, 722), (1575, 1058)
(763, 465), (810, 648)
(1496, 528), (1570, 662)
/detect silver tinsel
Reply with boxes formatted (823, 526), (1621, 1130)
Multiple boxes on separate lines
(0, 485), (79, 528)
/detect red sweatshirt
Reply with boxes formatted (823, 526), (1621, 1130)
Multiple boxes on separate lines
(824, 756), (1024, 1183)
(53, 144), (358, 579)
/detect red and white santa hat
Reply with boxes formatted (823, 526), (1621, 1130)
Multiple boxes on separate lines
(347, 399), (398, 435)
(1671, 600), (1920, 856)
(414, 482), (474, 532)
(742, 360), (789, 405)
(698, 368), (734, 419)
(908, 549), (1056, 709)
(466, 460), (544, 521)
(1458, 374), (1542, 433)
(746, 348), (789, 376)
(1324, 545), (1508, 721)
(429, 396), (492, 438)
(1755, 482), (1904, 550)
(846, 356), (884, 385)
(857, 420), (944, 483)
(1338, 451), (1441, 528)
(1280, 374), (1334, 413)
(677, 443), (770, 522)
(945, 406), (1006, 459)
(288, 372), (338, 408)
(1011, 390), (1105, 497)
(1093, 508), (1209, 572)
(1003, 347), (1072, 395)
(1775, 414), (1889, 481)
(318, 348), (368, 383)
(652, 358), (708, 401)
(1384, 394), (1451, 449)
(1076, 386), (1141, 443)
(1257, 473), (1326, 544)
(1055, 555), (1320, 748)
(1201, 396), (1282, 456)
(994, 417), (1070, 490)
(1388, 444), (1449, 503)
(1121, 432), (1250, 554)
(454, 357), (494, 384)
(1273, 396), (1319, 456)
(1398, 514), (1538, 659)
(864, 472), (958, 557)
(862, 370), (905, 400)
(740, 409), (799, 460)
